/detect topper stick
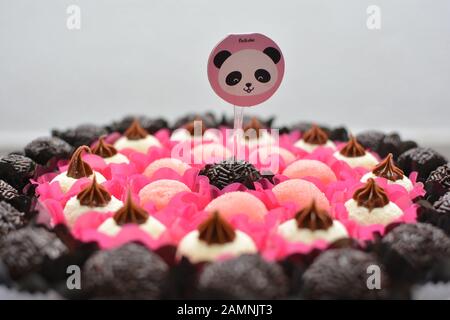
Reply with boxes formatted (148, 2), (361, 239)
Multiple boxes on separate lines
(232, 105), (245, 161)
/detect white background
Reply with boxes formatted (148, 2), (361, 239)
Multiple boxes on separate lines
(0, 0), (449, 156)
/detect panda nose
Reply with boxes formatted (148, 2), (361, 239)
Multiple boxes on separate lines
(245, 83), (252, 88)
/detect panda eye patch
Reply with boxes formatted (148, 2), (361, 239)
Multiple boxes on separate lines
(254, 69), (271, 83)
(225, 71), (242, 86)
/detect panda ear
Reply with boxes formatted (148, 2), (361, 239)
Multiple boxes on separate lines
(213, 50), (232, 69)
(263, 47), (281, 64)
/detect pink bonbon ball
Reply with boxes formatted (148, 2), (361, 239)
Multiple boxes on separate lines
(272, 179), (330, 211)
(144, 158), (192, 178)
(139, 179), (190, 210)
(205, 191), (267, 222)
(282, 159), (337, 185)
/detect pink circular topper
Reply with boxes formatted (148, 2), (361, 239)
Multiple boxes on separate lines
(207, 33), (285, 107)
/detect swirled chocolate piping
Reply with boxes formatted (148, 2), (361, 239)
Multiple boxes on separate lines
(77, 177), (111, 207)
(372, 153), (404, 181)
(198, 212), (236, 245)
(113, 190), (148, 225)
(124, 119), (148, 140)
(353, 178), (389, 211)
(340, 136), (366, 157)
(67, 146), (93, 179)
(295, 201), (333, 231)
(302, 125), (328, 145)
(92, 136), (118, 158)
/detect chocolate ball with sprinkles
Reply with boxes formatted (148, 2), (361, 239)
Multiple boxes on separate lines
(82, 243), (168, 299)
(0, 226), (68, 279)
(382, 223), (450, 271)
(24, 137), (73, 165)
(0, 201), (27, 239)
(52, 124), (108, 148)
(301, 248), (390, 299)
(199, 160), (262, 190)
(0, 154), (36, 191)
(0, 179), (31, 213)
(397, 147), (447, 182)
(425, 163), (450, 202)
(197, 254), (288, 299)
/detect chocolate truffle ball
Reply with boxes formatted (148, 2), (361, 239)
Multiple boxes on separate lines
(24, 137), (73, 165)
(200, 160), (262, 190)
(426, 164), (450, 203)
(397, 147), (447, 182)
(434, 191), (450, 214)
(0, 179), (31, 213)
(52, 124), (108, 148)
(82, 243), (168, 299)
(0, 154), (36, 190)
(356, 131), (385, 153)
(382, 223), (450, 270)
(302, 248), (390, 299)
(0, 201), (26, 239)
(0, 226), (68, 279)
(198, 254), (288, 299)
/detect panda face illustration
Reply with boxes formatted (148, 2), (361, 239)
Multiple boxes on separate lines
(214, 48), (281, 97)
(207, 33), (285, 107)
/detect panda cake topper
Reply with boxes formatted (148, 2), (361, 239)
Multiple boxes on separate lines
(207, 33), (285, 107)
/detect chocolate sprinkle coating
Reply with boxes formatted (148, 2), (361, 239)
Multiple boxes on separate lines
(0, 226), (68, 279)
(302, 248), (390, 299)
(329, 126), (349, 142)
(199, 160), (262, 190)
(425, 164), (450, 203)
(0, 179), (31, 213)
(377, 133), (403, 159)
(382, 223), (450, 270)
(52, 124), (108, 148)
(198, 254), (288, 299)
(417, 200), (450, 237)
(434, 191), (450, 214)
(83, 243), (168, 299)
(0, 154), (36, 190)
(356, 130), (385, 152)
(0, 201), (26, 239)
(24, 137), (73, 165)
(397, 147), (447, 182)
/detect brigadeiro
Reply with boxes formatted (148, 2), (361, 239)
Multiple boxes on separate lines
(82, 243), (168, 299)
(197, 254), (288, 299)
(301, 248), (390, 299)
(356, 130), (385, 152)
(24, 137), (73, 165)
(52, 124), (108, 148)
(0, 226), (68, 280)
(425, 164), (450, 203)
(0, 154), (36, 191)
(382, 223), (450, 271)
(0, 201), (27, 239)
(199, 160), (262, 190)
(0, 179), (31, 213)
(397, 147), (447, 182)
(417, 199), (450, 237)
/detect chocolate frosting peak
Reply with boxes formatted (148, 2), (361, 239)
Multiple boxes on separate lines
(295, 201), (333, 231)
(67, 146), (93, 179)
(198, 212), (236, 245)
(124, 119), (148, 140)
(372, 153), (404, 181)
(303, 125), (328, 145)
(243, 117), (264, 138)
(340, 136), (366, 157)
(183, 117), (206, 136)
(92, 136), (117, 158)
(113, 190), (148, 225)
(353, 178), (389, 211)
(77, 177), (111, 207)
